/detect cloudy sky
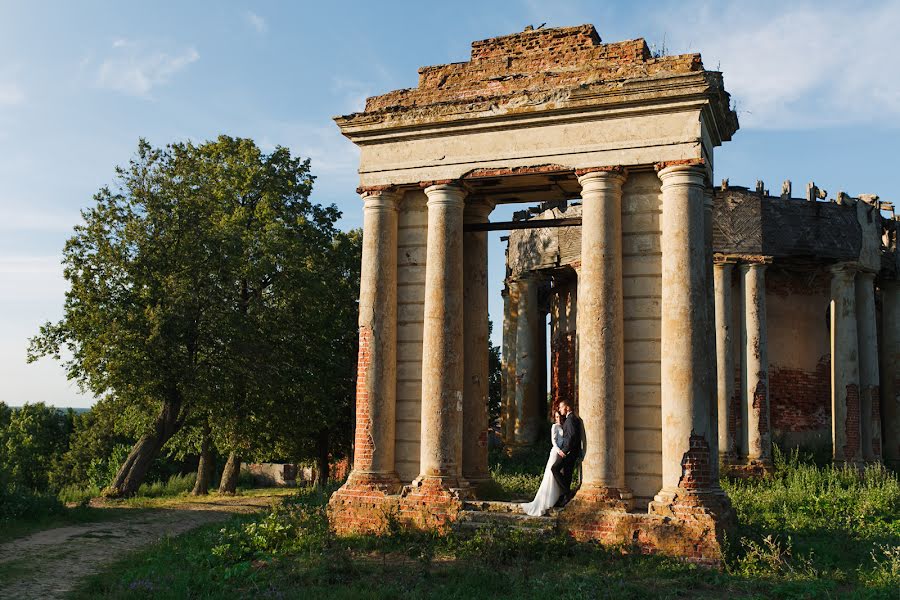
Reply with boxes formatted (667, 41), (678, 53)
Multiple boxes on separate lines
(1, 0), (897, 408)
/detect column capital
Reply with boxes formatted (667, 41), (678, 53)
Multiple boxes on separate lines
(831, 262), (860, 280)
(360, 188), (400, 210)
(656, 163), (707, 188)
(713, 253), (741, 266)
(738, 260), (771, 273)
(463, 197), (496, 222)
(423, 182), (467, 206)
(857, 270), (877, 283)
(576, 167), (626, 191)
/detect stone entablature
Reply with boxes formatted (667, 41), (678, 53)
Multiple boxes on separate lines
(335, 25), (737, 189)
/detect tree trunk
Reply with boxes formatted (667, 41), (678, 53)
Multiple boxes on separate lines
(104, 395), (183, 498)
(219, 452), (241, 495)
(191, 423), (213, 496)
(315, 429), (330, 487)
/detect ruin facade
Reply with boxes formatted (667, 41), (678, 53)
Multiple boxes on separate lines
(327, 24), (899, 562)
(503, 185), (899, 488)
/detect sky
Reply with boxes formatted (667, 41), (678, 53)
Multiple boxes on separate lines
(1, 0), (898, 408)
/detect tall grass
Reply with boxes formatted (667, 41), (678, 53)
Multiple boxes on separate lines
(724, 446), (900, 538)
(58, 472), (199, 504)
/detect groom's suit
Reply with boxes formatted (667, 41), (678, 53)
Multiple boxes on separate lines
(550, 412), (582, 502)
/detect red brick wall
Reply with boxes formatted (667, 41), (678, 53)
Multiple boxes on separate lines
(353, 326), (374, 471)
(769, 355), (831, 433)
(678, 434), (712, 490)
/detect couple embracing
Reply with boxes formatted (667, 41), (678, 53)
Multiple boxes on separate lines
(521, 399), (583, 517)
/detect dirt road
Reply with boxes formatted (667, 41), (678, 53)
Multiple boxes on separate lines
(0, 494), (279, 599)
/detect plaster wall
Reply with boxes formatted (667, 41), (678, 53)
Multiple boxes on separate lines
(395, 190), (428, 482)
(621, 170), (663, 507)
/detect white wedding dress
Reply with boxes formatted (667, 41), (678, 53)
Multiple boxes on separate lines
(520, 423), (564, 517)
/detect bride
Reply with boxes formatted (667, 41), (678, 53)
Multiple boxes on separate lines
(520, 410), (564, 516)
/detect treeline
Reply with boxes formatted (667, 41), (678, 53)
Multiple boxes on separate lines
(25, 136), (361, 499)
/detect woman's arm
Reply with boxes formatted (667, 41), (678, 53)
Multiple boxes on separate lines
(552, 424), (563, 450)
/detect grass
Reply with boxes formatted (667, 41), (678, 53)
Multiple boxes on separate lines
(71, 450), (900, 599)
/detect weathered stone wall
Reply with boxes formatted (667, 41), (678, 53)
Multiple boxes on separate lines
(621, 171), (664, 507)
(395, 191), (428, 482)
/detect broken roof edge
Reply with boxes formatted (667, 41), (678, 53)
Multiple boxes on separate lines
(334, 70), (738, 142)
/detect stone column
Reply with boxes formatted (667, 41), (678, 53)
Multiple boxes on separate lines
(503, 282), (520, 444)
(831, 263), (863, 465)
(500, 287), (512, 443)
(552, 287), (570, 410)
(881, 281), (900, 469)
(513, 274), (542, 446)
(704, 190), (720, 480)
(418, 183), (467, 488)
(347, 189), (400, 491)
(855, 271), (881, 461)
(740, 262), (771, 466)
(462, 198), (494, 486)
(714, 260), (737, 460)
(653, 164), (721, 511)
(574, 169), (630, 507)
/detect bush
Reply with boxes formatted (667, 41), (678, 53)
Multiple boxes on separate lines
(0, 483), (66, 522)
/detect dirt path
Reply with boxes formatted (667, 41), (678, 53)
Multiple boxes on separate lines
(0, 494), (280, 600)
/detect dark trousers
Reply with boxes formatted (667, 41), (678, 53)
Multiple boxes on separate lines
(551, 454), (576, 498)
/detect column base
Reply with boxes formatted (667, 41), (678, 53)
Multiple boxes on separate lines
(649, 487), (733, 518)
(559, 489), (735, 567)
(566, 483), (633, 512)
(327, 471), (402, 535)
(398, 476), (471, 532)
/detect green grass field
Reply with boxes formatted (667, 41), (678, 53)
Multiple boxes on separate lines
(69, 448), (900, 599)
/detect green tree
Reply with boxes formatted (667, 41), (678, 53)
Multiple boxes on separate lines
(488, 320), (502, 427)
(29, 136), (344, 497)
(0, 403), (73, 492)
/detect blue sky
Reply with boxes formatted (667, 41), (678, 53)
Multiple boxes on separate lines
(1, 1), (897, 408)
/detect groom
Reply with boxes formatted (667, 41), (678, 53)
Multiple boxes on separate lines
(551, 399), (582, 507)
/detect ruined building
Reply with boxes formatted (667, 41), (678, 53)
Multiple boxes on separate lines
(503, 184), (899, 495)
(327, 24), (899, 562)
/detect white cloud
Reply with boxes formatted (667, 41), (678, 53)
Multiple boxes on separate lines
(245, 11), (267, 34)
(658, 1), (900, 129)
(94, 39), (199, 97)
(0, 82), (25, 106)
(331, 76), (373, 114)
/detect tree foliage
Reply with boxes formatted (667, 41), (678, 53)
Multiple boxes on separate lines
(28, 136), (360, 495)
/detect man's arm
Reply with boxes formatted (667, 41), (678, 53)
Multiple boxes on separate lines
(559, 419), (575, 455)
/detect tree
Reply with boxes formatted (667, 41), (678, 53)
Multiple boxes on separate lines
(0, 403), (73, 492)
(487, 320), (502, 427)
(29, 136), (342, 496)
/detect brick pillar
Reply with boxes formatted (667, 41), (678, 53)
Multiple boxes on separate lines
(714, 260), (737, 461)
(855, 271), (881, 461)
(831, 263), (863, 466)
(462, 198), (494, 486)
(740, 262), (772, 467)
(881, 281), (900, 469)
(345, 189), (401, 491)
(652, 164), (724, 513)
(417, 183), (468, 489)
(573, 168), (631, 508)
